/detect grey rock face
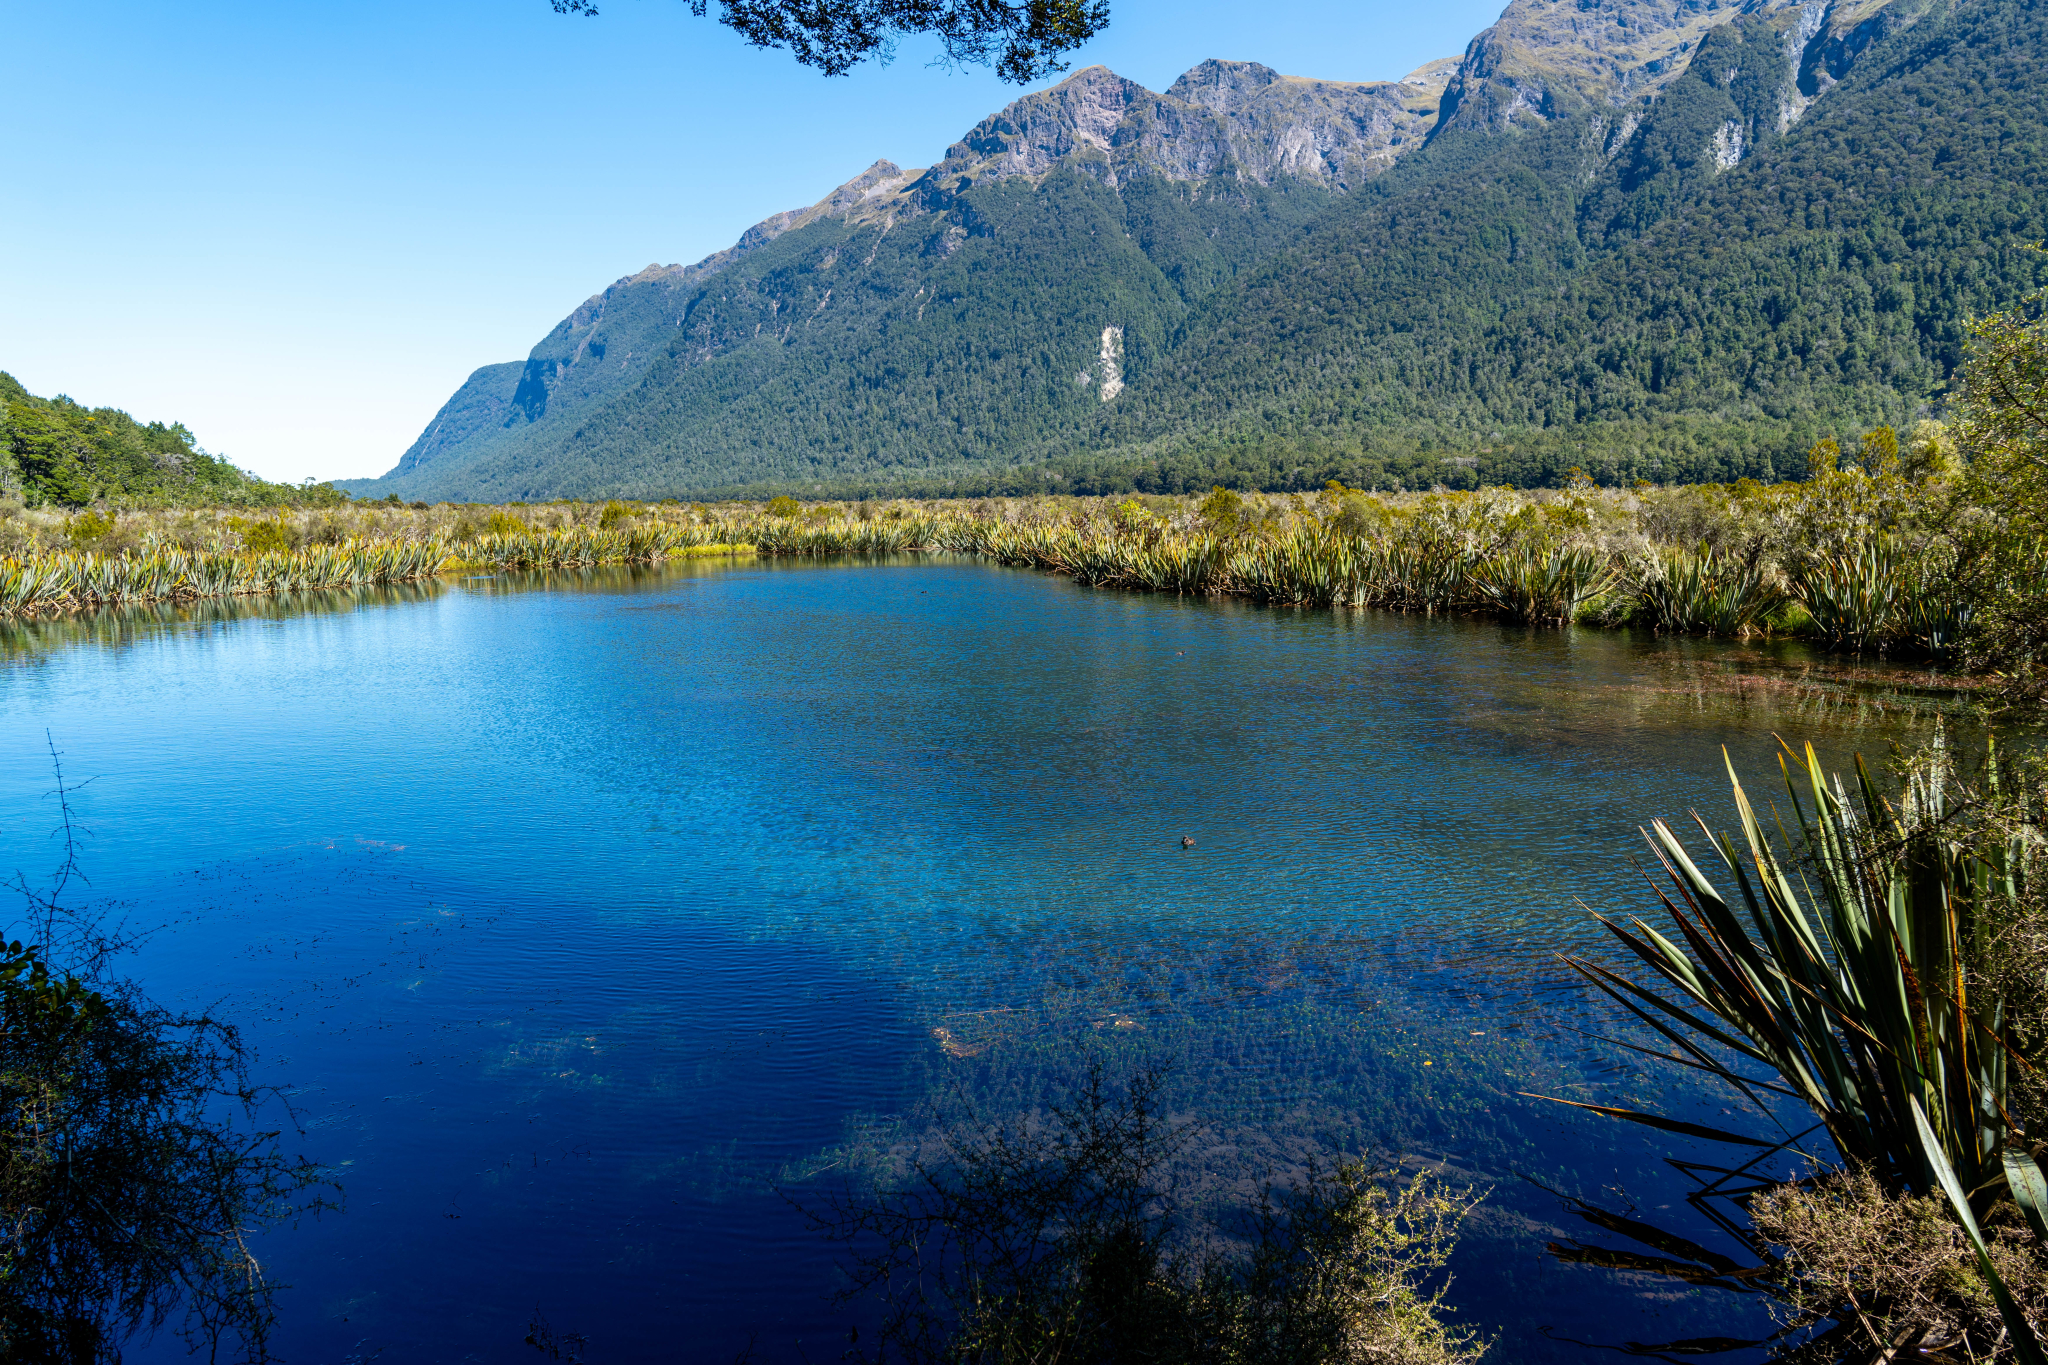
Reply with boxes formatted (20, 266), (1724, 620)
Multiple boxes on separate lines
(910, 59), (1450, 196)
(1434, 0), (1929, 137)
(1167, 59), (1448, 187)
(1437, 0), (1797, 134)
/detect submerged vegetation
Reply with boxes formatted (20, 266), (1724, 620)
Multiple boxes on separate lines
(810, 1065), (1485, 1365)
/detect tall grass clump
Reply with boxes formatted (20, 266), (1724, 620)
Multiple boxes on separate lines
(463, 524), (711, 570)
(1229, 526), (1367, 606)
(1544, 739), (2048, 1360)
(750, 516), (943, 556)
(0, 539), (450, 616)
(14, 408), (2046, 670)
(1638, 545), (1786, 637)
(1468, 546), (1616, 625)
(1792, 541), (1905, 653)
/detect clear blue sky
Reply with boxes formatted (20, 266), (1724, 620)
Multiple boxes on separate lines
(2, 0), (1508, 484)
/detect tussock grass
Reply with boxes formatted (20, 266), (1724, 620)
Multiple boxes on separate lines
(0, 507), (758, 617)
(6, 475), (2040, 670)
(1538, 739), (2048, 1360)
(0, 540), (450, 614)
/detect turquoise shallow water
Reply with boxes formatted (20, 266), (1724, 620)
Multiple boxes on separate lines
(0, 557), (1965, 1362)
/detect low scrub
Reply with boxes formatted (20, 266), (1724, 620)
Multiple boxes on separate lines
(9, 459), (2046, 678)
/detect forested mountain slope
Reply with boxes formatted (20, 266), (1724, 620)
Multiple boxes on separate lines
(1071, 0), (2048, 490)
(360, 58), (1447, 501)
(349, 0), (2048, 501)
(0, 372), (336, 508)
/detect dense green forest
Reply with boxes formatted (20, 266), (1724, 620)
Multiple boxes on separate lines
(1126, 0), (2048, 488)
(348, 0), (2048, 502)
(0, 372), (341, 509)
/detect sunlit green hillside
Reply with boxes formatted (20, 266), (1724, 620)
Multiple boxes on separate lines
(0, 372), (342, 509)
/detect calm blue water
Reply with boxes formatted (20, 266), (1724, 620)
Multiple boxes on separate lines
(0, 558), (1960, 1363)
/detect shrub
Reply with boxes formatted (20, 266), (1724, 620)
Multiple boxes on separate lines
(1753, 1165), (2048, 1353)
(225, 516), (291, 554)
(63, 510), (113, 549)
(1199, 486), (1245, 534)
(766, 495), (803, 518)
(1904, 419), (1964, 482)
(1859, 425), (1902, 475)
(0, 766), (328, 1361)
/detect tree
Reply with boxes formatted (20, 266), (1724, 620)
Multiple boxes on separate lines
(1956, 278), (2048, 696)
(1959, 282), (2048, 493)
(550, 0), (1108, 83)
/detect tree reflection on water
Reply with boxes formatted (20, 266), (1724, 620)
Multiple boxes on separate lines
(1, 744), (329, 1363)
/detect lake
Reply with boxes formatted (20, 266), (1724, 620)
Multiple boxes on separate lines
(0, 556), (1965, 1362)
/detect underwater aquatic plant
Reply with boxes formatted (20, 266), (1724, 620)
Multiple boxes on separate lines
(809, 1065), (1487, 1365)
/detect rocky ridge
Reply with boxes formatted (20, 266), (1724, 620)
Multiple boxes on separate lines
(1436, 0), (1942, 137)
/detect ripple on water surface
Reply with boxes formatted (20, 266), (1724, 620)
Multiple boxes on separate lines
(0, 557), (1980, 1362)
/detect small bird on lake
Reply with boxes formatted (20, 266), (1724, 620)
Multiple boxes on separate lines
(1181, 836), (1196, 849)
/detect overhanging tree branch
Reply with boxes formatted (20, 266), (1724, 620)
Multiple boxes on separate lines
(551, 0), (1107, 83)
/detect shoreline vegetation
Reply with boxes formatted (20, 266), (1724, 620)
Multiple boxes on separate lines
(2, 440), (2041, 679)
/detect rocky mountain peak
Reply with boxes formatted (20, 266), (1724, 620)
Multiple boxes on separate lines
(920, 65), (1174, 189)
(1432, 0), (1930, 136)
(1435, 0), (1786, 133)
(1164, 59), (1287, 114)
(908, 56), (1453, 196)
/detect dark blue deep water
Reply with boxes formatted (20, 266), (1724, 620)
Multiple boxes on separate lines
(0, 557), (1964, 1363)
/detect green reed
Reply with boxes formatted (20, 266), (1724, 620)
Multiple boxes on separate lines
(0, 520), (762, 618)
(1469, 545), (1618, 625)
(0, 539), (452, 615)
(743, 500), (2040, 664)
(1639, 545), (1787, 638)
(748, 516), (942, 556)
(461, 523), (724, 570)
(18, 482), (2040, 663)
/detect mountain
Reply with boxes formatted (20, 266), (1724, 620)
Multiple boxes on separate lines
(348, 0), (2048, 501)
(368, 56), (1453, 499)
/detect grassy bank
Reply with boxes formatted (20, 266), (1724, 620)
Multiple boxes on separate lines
(2, 465), (2041, 670)
(0, 505), (757, 614)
